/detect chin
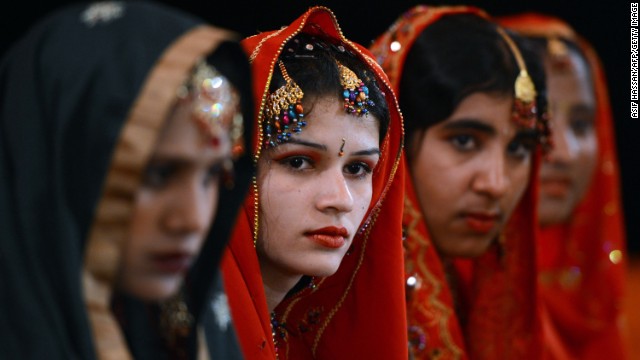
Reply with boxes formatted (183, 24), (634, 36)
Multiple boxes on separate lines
(123, 278), (182, 302)
(538, 202), (572, 227)
(300, 259), (343, 277)
(437, 236), (493, 259)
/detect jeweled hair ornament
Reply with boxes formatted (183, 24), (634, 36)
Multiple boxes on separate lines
(496, 26), (538, 129)
(338, 62), (375, 115)
(263, 61), (305, 148)
(183, 60), (244, 158)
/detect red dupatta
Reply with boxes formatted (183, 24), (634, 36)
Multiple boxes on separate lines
(370, 5), (543, 359)
(499, 13), (628, 360)
(222, 6), (407, 359)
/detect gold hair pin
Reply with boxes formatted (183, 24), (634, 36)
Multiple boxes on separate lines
(496, 26), (537, 129)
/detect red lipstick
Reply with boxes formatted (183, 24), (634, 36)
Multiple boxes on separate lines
(464, 213), (499, 234)
(540, 177), (572, 198)
(305, 226), (349, 249)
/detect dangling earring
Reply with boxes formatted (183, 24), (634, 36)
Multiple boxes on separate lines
(263, 61), (305, 148)
(337, 61), (375, 115)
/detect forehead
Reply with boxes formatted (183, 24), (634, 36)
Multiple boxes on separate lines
(545, 51), (594, 104)
(446, 92), (513, 124)
(153, 100), (231, 158)
(298, 96), (380, 144)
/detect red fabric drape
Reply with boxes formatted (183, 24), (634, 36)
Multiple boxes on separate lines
(222, 6), (408, 359)
(370, 5), (543, 359)
(499, 13), (628, 360)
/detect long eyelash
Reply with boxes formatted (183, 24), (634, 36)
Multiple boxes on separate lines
(347, 162), (373, 180)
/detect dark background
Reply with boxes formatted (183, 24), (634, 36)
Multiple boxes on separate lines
(2, 0), (637, 254)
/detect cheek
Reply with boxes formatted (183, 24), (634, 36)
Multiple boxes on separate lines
(129, 190), (161, 249)
(351, 182), (373, 224)
(411, 149), (463, 215)
(258, 169), (300, 240)
(578, 135), (598, 173)
(506, 161), (532, 208)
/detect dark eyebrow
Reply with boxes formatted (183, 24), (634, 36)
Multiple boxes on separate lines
(351, 148), (381, 156)
(442, 119), (496, 135)
(284, 138), (328, 151)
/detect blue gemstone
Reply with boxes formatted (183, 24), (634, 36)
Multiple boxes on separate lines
(343, 90), (350, 98)
(362, 86), (369, 95)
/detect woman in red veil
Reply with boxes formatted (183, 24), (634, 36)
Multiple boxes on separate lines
(221, 6), (408, 359)
(499, 13), (628, 359)
(371, 6), (550, 359)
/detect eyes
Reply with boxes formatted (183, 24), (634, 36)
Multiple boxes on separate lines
(448, 132), (535, 160)
(142, 160), (225, 189)
(277, 155), (374, 179)
(569, 117), (595, 137)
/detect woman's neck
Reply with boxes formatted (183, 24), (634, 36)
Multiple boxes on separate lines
(259, 262), (303, 313)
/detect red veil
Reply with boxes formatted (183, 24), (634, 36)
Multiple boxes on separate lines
(370, 6), (543, 359)
(221, 6), (408, 359)
(498, 13), (628, 360)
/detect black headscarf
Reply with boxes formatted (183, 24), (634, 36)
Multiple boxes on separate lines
(0, 1), (253, 358)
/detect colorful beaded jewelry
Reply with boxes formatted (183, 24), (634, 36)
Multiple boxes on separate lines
(338, 62), (375, 116)
(184, 60), (243, 155)
(263, 61), (305, 148)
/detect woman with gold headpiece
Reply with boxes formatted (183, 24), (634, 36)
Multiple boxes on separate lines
(370, 6), (550, 359)
(220, 6), (408, 360)
(0, 2), (253, 358)
(498, 13), (628, 360)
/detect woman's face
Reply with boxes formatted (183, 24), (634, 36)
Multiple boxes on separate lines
(410, 92), (535, 258)
(257, 95), (380, 287)
(538, 50), (597, 226)
(122, 98), (232, 301)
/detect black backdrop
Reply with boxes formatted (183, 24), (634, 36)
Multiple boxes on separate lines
(2, 0), (637, 253)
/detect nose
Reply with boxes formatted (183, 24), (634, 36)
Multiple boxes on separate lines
(315, 168), (354, 214)
(547, 116), (578, 165)
(471, 149), (509, 199)
(164, 179), (215, 235)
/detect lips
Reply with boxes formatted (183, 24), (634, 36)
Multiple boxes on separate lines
(305, 226), (349, 249)
(150, 252), (194, 274)
(540, 177), (572, 198)
(463, 213), (499, 234)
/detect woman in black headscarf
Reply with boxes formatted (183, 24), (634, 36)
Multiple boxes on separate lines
(0, 1), (253, 358)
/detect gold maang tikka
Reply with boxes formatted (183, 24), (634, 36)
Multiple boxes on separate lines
(182, 60), (244, 159)
(263, 61), (305, 148)
(496, 27), (538, 130)
(338, 62), (375, 115)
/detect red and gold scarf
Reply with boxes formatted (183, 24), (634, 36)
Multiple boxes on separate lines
(222, 6), (408, 359)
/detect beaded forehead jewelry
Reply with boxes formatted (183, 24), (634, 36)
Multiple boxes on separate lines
(495, 26), (538, 130)
(182, 60), (244, 157)
(338, 62), (375, 116)
(263, 61), (305, 149)
(496, 27), (553, 153)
